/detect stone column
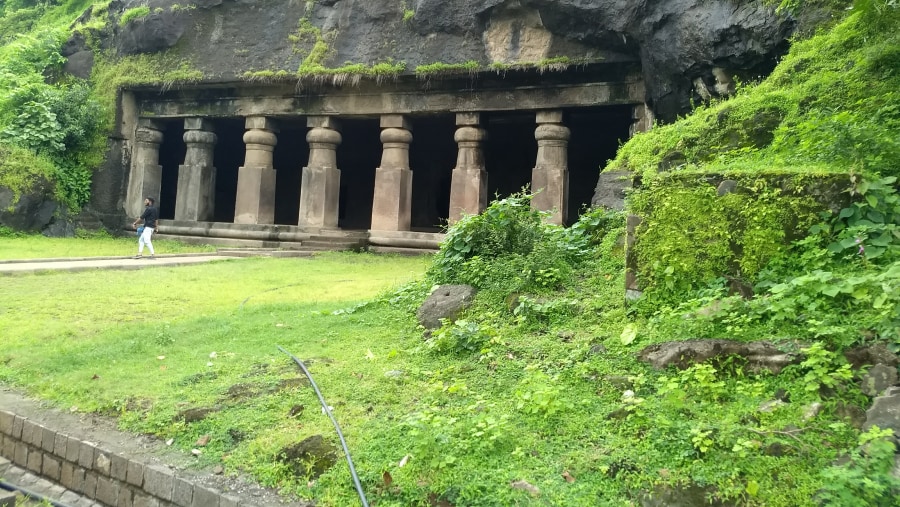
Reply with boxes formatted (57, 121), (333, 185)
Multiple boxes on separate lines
(531, 110), (570, 225)
(125, 119), (164, 218)
(448, 112), (488, 223)
(371, 115), (413, 231)
(234, 116), (278, 225)
(175, 118), (217, 222)
(630, 103), (654, 137)
(298, 116), (342, 228)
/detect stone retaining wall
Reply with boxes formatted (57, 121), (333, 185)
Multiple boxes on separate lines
(0, 411), (238, 507)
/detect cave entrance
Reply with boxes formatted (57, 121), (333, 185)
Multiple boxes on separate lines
(158, 120), (185, 221)
(409, 114), (455, 231)
(483, 111), (538, 203)
(210, 118), (244, 223)
(272, 120), (309, 226)
(335, 118), (380, 230)
(564, 105), (633, 224)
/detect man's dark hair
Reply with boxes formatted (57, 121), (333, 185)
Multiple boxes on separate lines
(146, 197), (155, 205)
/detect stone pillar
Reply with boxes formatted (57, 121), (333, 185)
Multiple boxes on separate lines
(125, 119), (164, 218)
(175, 118), (217, 221)
(531, 110), (570, 225)
(448, 112), (488, 223)
(298, 116), (342, 228)
(630, 103), (654, 137)
(234, 116), (278, 224)
(371, 115), (413, 231)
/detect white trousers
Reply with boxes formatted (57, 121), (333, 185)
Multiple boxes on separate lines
(138, 227), (155, 254)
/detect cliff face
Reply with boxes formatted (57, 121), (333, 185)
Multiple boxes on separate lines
(75, 0), (793, 121)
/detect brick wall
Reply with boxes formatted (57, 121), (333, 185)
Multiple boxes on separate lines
(0, 410), (240, 507)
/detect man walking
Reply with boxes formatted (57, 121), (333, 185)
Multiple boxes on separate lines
(133, 196), (159, 259)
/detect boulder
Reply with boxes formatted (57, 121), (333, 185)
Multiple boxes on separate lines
(592, 171), (632, 211)
(638, 339), (800, 373)
(864, 387), (900, 436)
(0, 187), (57, 232)
(116, 11), (186, 55)
(860, 364), (899, 397)
(64, 50), (95, 79)
(640, 483), (734, 507)
(416, 284), (477, 329)
(845, 344), (900, 370)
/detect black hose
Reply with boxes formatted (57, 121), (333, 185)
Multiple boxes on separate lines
(277, 345), (370, 507)
(0, 479), (74, 507)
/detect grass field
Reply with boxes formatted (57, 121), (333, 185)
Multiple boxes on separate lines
(0, 233), (216, 259)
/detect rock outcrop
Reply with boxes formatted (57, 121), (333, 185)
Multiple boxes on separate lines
(72, 0), (794, 122)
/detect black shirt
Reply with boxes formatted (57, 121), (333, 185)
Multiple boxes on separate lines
(140, 206), (159, 228)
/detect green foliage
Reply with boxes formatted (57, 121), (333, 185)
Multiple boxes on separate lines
(794, 342), (854, 394)
(402, 9), (413, 22)
(515, 370), (573, 417)
(0, 142), (55, 204)
(630, 176), (821, 305)
(818, 426), (900, 506)
(118, 5), (149, 26)
(414, 60), (479, 78)
(426, 318), (496, 355)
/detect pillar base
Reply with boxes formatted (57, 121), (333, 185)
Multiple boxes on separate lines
(371, 166), (412, 231)
(449, 167), (487, 222)
(234, 166), (276, 225)
(175, 164), (217, 221)
(531, 166), (568, 225)
(298, 166), (341, 228)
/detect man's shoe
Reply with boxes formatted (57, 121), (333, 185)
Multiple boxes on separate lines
(148, 255), (156, 260)
(133, 255), (143, 259)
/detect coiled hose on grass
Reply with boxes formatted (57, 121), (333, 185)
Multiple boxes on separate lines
(277, 345), (370, 507)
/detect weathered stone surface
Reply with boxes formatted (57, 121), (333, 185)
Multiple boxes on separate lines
(638, 339), (799, 373)
(592, 170), (632, 210)
(64, 50), (95, 79)
(861, 364), (899, 397)
(640, 483), (734, 507)
(416, 285), (477, 329)
(98, 0), (792, 122)
(863, 387), (900, 435)
(0, 187), (56, 232)
(143, 464), (175, 501)
(845, 344), (900, 369)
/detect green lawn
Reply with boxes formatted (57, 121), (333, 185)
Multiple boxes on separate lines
(0, 233), (216, 259)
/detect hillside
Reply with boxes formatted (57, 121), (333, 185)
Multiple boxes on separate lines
(0, 0), (898, 506)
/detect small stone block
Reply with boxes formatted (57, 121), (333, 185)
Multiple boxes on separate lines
(96, 475), (120, 506)
(183, 118), (215, 132)
(133, 493), (160, 507)
(11, 416), (24, 439)
(25, 447), (41, 473)
(190, 487), (219, 507)
(22, 420), (41, 447)
(54, 432), (68, 458)
(42, 427), (56, 452)
(111, 454), (129, 481)
(60, 461), (76, 489)
(380, 114), (412, 130)
(126, 460), (144, 486)
(79, 441), (96, 468)
(455, 112), (481, 126)
(13, 442), (27, 466)
(172, 478), (194, 507)
(0, 491), (16, 507)
(306, 115), (340, 131)
(95, 451), (111, 475)
(1, 435), (13, 459)
(219, 495), (240, 507)
(0, 455), (10, 474)
(117, 487), (135, 507)
(536, 110), (564, 124)
(84, 471), (99, 498)
(137, 118), (165, 131)
(66, 436), (81, 463)
(244, 116), (279, 131)
(143, 465), (175, 501)
(42, 454), (61, 481)
(71, 467), (86, 493)
(0, 411), (13, 435)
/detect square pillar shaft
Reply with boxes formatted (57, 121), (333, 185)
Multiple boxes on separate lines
(125, 120), (164, 218)
(371, 115), (413, 231)
(531, 110), (570, 225)
(175, 118), (217, 221)
(235, 117), (278, 225)
(299, 117), (342, 228)
(449, 113), (488, 223)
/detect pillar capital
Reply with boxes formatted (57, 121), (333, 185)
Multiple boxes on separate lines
(307, 127), (342, 147)
(380, 127), (414, 146)
(536, 110), (564, 124)
(455, 112), (481, 126)
(454, 126), (487, 144)
(380, 114), (412, 131)
(135, 126), (164, 145)
(307, 116), (341, 131)
(535, 123), (571, 144)
(243, 129), (277, 149)
(137, 118), (165, 131)
(184, 117), (215, 132)
(245, 116), (279, 132)
(184, 130), (217, 145)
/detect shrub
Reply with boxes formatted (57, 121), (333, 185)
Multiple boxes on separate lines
(119, 6), (150, 26)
